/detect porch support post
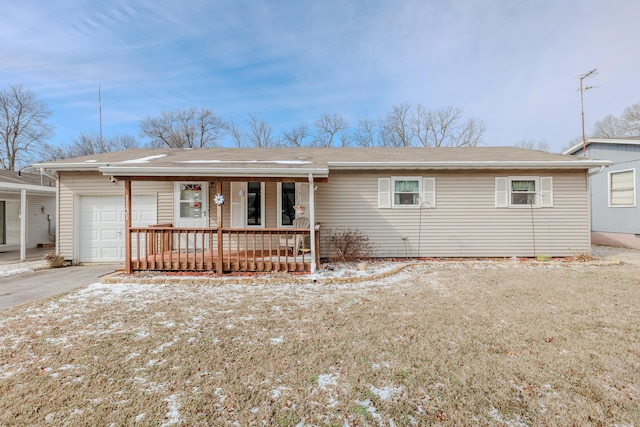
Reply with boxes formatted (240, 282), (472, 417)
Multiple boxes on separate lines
(216, 180), (223, 275)
(308, 173), (317, 273)
(20, 189), (26, 262)
(124, 180), (132, 274)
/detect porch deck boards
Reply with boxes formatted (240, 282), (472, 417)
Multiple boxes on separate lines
(132, 248), (311, 273)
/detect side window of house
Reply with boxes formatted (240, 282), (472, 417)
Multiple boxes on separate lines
(609, 169), (636, 207)
(246, 182), (262, 226)
(280, 182), (296, 226)
(378, 177), (435, 208)
(495, 176), (553, 208)
(230, 182), (265, 227)
(277, 182), (309, 227)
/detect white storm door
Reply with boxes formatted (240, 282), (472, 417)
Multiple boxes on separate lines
(174, 182), (209, 249)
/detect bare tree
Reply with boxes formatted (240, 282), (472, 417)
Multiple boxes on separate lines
(40, 133), (139, 161)
(225, 118), (245, 147)
(246, 113), (278, 148)
(620, 102), (640, 136)
(423, 106), (485, 147)
(380, 103), (413, 147)
(514, 139), (550, 152)
(140, 108), (225, 148)
(591, 115), (628, 138)
(590, 101), (640, 139)
(411, 104), (430, 147)
(353, 118), (378, 147)
(0, 84), (54, 170)
(282, 123), (310, 147)
(312, 113), (349, 147)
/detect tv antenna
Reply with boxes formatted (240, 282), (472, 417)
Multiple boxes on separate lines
(578, 69), (599, 156)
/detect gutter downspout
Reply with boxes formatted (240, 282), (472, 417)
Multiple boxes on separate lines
(588, 165), (606, 177)
(308, 173), (316, 273)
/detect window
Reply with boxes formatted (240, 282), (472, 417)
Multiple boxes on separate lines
(178, 183), (203, 218)
(277, 182), (309, 227)
(280, 182), (296, 226)
(510, 178), (537, 205)
(495, 176), (553, 208)
(230, 182), (265, 228)
(609, 169), (636, 207)
(247, 182), (262, 226)
(393, 178), (420, 206)
(378, 177), (435, 208)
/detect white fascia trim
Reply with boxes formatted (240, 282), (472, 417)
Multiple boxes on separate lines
(327, 160), (612, 170)
(32, 162), (110, 171)
(98, 166), (329, 178)
(563, 138), (640, 155)
(0, 182), (56, 194)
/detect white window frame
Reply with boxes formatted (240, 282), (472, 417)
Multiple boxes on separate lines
(379, 177), (436, 209)
(508, 176), (539, 207)
(391, 176), (422, 208)
(608, 169), (636, 207)
(495, 176), (553, 208)
(230, 182), (265, 228)
(277, 182), (297, 228)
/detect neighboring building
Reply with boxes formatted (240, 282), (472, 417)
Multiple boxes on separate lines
(0, 170), (57, 259)
(35, 147), (609, 273)
(564, 138), (640, 249)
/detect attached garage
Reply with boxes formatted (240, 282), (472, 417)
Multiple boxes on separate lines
(78, 195), (156, 262)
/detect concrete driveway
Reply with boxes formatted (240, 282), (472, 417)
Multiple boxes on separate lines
(0, 264), (118, 312)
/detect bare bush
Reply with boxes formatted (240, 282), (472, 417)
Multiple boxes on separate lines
(325, 227), (375, 261)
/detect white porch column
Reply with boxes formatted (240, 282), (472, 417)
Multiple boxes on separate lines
(20, 189), (27, 261)
(308, 173), (316, 273)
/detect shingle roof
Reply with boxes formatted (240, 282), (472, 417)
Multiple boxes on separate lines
(34, 146), (611, 178)
(0, 170), (56, 187)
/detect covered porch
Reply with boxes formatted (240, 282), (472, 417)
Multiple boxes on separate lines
(120, 174), (324, 275)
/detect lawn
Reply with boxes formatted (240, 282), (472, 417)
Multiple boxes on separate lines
(1, 261), (639, 426)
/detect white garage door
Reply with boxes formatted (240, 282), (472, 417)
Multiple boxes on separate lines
(79, 195), (157, 262)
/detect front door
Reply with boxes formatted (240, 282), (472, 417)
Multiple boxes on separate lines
(174, 182), (209, 249)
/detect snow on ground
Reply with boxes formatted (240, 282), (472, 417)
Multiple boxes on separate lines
(0, 260), (48, 277)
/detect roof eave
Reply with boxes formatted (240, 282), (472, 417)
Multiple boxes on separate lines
(327, 160), (613, 170)
(98, 166), (329, 178)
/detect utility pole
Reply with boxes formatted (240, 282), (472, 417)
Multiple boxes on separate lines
(98, 84), (103, 144)
(578, 69), (598, 156)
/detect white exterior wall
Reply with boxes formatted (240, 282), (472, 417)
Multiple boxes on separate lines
(58, 172), (171, 260)
(315, 170), (590, 258)
(26, 194), (56, 247)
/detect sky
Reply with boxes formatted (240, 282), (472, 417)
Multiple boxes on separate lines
(1, 0), (639, 153)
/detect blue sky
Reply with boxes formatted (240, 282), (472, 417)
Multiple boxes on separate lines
(2, 0), (639, 153)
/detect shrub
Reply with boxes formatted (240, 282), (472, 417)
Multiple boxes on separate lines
(325, 227), (375, 262)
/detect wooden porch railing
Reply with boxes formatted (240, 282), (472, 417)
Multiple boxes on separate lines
(127, 225), (320, 273)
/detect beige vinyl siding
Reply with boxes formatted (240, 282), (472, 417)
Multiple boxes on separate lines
(315, 170), (589, 258)
(58, 172), (170, 260)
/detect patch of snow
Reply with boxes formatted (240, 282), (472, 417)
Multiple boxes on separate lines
(270, 336), (284, 345)
(317, 373), (338, 390)
(161, 394), (181, 426)
(135, 413), (146, 423)
(121, 154), (167, 164)
(180, 159), (312, 165)
(271, 386), (288, 399)
(355, 399), (381, 421)
(488, 407), (527, 427)
(370, 385), (403, 401)
(0, 260), (48, 277)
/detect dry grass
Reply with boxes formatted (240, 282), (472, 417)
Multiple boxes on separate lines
(1, 261), (639, 426)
